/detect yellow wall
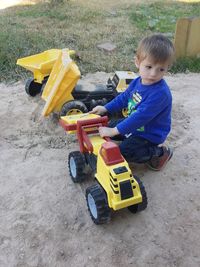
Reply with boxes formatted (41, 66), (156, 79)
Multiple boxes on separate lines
(174, 17), (200, 58)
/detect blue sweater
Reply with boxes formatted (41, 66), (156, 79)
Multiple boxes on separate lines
(105, 76), (172, 144)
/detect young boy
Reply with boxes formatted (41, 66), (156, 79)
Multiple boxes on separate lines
(90, 34), (175, 171)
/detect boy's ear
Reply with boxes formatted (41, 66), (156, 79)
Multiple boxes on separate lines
(134, 56), (140, 68)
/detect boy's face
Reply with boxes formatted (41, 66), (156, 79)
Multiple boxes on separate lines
(135, 56), (169, 85)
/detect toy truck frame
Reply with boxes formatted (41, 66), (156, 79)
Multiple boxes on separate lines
(17, 49), (137, 117)
(60, 114), (147, 224)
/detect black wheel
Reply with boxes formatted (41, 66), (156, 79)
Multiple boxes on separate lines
(60, 100), (88, 116)
(128, 176), (148, 213)
(86, 183), (111, 224)
(25, 78), (42, 96)
(68, 151), (87, 183)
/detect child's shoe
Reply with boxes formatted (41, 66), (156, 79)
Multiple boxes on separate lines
(146, 146), (173, 171)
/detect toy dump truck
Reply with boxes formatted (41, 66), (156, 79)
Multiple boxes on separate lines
(17, 49), (137, 117)
(17, 48), (75, 96)
(60, 113), (147, 224)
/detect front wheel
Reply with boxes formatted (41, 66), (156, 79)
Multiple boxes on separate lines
(68, 151), (87, 183)
(60, 100), (88, 116)
(86, 183), (111, 224)
(25, 78), (42, 96)
(128, 176), (148, 213)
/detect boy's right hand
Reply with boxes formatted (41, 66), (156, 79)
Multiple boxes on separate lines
(89, 105), (107, 115)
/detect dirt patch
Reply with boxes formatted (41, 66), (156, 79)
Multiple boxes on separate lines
(0, 73), (200, 267)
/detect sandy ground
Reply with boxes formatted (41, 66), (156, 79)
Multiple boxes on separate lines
(0, 72), (200, 267)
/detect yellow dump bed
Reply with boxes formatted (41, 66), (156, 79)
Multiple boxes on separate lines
(42, 49), (81, 116)
(17, 49), (75, 83)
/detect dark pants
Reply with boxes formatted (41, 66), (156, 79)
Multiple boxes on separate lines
(108, 119), (163, 163)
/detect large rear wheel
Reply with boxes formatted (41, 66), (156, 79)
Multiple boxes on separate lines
(60, 100), (88, 116)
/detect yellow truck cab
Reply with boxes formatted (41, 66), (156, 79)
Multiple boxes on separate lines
(107, 71), (137, 93)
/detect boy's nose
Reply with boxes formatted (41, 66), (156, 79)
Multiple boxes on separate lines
(150, 69), (157, 77)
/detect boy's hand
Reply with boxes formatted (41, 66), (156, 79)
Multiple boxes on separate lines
(99, 126), (119, 138)
(89, 105), (107, 115)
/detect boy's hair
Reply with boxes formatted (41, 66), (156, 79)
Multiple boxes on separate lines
(136, 34), (175, 64)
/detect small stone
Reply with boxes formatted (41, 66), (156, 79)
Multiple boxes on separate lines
(59, 250), (65, 256)
(19, 253), (25, 260)
(18, 144), (24, 148)
(31, 242), (37, 248)
(97, 42), (116, 52)
(108, 11), (117, 16)
(185, 69), (190, 74)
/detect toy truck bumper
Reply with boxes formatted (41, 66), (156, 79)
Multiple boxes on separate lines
(110, 194), (142, 211)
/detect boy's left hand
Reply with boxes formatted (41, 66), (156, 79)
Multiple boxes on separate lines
(99, 126), (119, 138)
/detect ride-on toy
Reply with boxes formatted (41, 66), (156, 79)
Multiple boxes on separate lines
(17, 49), (137, 117)
(60, 113), (147, 224)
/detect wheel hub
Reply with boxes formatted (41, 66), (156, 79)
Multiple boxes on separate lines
(69, 157), (77, 178)
(87, 193), (97, 219)
(67, 109), (83, 115)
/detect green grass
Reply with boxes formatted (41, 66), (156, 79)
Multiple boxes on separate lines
(130, 1), (200, 33)
(171, 57), (200, 73)
(129, 1), (200, 73)
(0, 0), (200, 82)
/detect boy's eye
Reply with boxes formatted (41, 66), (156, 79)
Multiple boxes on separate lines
(146, 66), (152, 69)
(160, 68), (165, 72)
